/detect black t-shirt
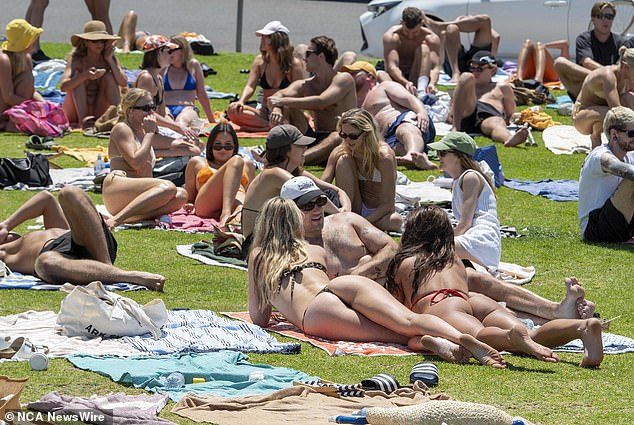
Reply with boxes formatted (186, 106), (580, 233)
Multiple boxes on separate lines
(576, 30), (626, 65)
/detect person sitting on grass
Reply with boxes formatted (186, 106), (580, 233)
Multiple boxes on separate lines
(163, 35), (216, 128)
(516, 39), (569, 85)
(450, 51), (529, 147)
(184, 123), (256, 228)
(387, 205), (604, 368)
(102, 88), (187, 228)
(227, 20), (304, 131)
(60, 20), (127, 129)
(428, 132), (501, 270)
(321, 108), (403, 233)
(248, 197), (507, 368)
(134, 34), (203, 157)
(0, 187), (165, 291)
(0, 19), (44, 131)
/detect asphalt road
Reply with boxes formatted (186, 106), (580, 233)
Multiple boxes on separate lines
(3, 0), (369, 55)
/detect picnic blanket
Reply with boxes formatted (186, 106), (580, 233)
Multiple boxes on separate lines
(0, 271), (147, 291)
(67, 351), (318, 402)
(177, 244), (248, 271)
(122, 309), (300, 355)
(503, 178), (579, 201)
(542, 124), (593, 154)
(223, 312), (414, 356)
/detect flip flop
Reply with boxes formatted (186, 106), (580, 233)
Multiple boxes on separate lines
(25, 135), (56, 150)
(361, 373), (400, 394)
(410, 362), (439, 387)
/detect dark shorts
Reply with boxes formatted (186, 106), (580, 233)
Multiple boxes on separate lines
(304, 126), (332, 147)
(584, 198), (634, 242)
(384, 110), (435, 151)
(444, 43), (493, 77)
(39, 215), (117, 263)
(460, 100), (505, 133)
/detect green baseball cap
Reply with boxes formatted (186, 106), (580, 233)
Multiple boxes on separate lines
(427, 132), (477, 156)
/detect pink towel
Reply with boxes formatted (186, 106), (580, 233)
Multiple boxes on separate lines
(161, 209), (221, 233)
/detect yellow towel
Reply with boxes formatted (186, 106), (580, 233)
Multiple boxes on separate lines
(52, 145), (108, 166)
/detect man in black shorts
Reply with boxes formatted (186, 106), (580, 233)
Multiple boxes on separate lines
(579, 106), (634, 242)
(0, 186), (164, 290)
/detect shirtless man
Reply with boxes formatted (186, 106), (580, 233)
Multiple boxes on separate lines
(451, 50), (529, 147)
(573, 46), (634, 148)
(280, 176), (596, 323)
(0, 187), (164, 291)
(382, 7), (442, 95)
(425, 14), (500, 83)
(342, 60), (437, 170)
(268, 36), (357, 165)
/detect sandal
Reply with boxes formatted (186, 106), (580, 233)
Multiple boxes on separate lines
(361, 373), (400, 394)
(25, 135), (56, 150)
(409, 362), (439, 387)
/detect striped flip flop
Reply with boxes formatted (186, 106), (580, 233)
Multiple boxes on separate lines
(410, 362), (439, 387)
(361, 373), (400, 394)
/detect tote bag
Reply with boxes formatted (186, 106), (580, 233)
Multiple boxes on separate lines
(3, 99), (69, 137)
(0, 152), (52, 188)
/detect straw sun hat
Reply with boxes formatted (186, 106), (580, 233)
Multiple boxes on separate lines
(71, 20), (119, 47)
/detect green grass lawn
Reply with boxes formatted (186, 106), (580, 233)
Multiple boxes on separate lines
(1, 43), (633, 424)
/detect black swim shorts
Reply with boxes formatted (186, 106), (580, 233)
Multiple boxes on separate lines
(584, 198), (634, 243)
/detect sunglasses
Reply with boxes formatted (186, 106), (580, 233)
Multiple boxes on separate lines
(338, 131), (364, 140)
(131, 103), (156, 112)
(212, 143), (235, 151)
(298, 196), (328, 211)
(469, 65), (490, 73)
(593, 13), (615, 20)
(305, 49), (319, 58)
(617, 129), (634, 137)
(169, 47), (182, 54)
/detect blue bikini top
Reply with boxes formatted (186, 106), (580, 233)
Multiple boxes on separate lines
(163, 66), (197, 91)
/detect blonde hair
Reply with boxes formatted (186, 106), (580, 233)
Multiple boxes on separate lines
(6, 51), (28, 79)
(619, 46), (634, 66)
(336, 108), (381, 180)
(118, 87), (152, 122)
(603, 106), (634, 137)
(455, 150), (496, 193)
(170, 35), (194, 72)
(251, 197), (307, 309)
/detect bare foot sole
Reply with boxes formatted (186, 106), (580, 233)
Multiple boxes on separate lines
(504, 126), (529, 147)
(459, 334), (507, 369)
(131, 272), (166, 292)
(410, 151), (439, 170)
(557, 277), (596, 319)
(508, 324), (559, 363)
(420, 335), (470, 363)
(579, 318), (604, 368)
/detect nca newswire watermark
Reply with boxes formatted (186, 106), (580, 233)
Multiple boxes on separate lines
(3, 409), (113, 424)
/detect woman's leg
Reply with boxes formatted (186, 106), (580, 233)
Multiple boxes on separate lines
(333, 154), (362, 214)
(529, 318), (603, 368)
(516, 39), (535, 81)
(62, 84), (86, 127)
(96, 72), (121, 119)
(324, 275), (506, 367)
(116, 10), (138, 53)
(573, 105), (609, 148)
(102, 173), (187, 227)
(174, 107), (199, 128)
(227, 105), (270, 132)
(194, 156), (245, 223)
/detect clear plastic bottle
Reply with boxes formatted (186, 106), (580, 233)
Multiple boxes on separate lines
(164, 372), (185, 389)
(94, 154), (105, 175)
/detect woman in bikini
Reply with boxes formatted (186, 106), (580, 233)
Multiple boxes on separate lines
(227, 20), (304, 131)
(241, 124), (351, 243)
(516, 39), (568, 84)
(0, 19), (43, 131)
(61, 20), (127, 129)
(102, 88), (187, 228)
(322, 108), (402, 232)
(248, 197), (507, 368)
(163, 35), (216, 128)
(134, 34), (203, 157)
(184, 123), (256, 227)
(428, 132), (500, 270)
(386, 205), (604, 368)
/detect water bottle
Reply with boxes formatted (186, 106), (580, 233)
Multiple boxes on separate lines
(94, 154), (105, 175)
(164, 372), (185, 389)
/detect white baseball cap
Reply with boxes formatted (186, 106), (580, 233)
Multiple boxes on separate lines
(280, 176), (325, 207)
(255, 21), (289, 36)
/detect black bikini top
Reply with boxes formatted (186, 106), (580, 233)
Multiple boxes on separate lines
(279, 261), (328, 299)
(259, 65), (291, 90)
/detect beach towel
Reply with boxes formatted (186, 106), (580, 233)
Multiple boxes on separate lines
(542, 124), (595, 154)
(122, 309), (300, 355)
(223, 312), (414, 356)
(205, 86), (237, 99)
(158, 208), (221, 233)
(177, 244), (248, 271)
(52, 145), (107, 166)
(472, 261), (536, 285)
(503, 178), (579, 201)
(171, 384), (442, 425)
(395, 181), (453, 211)
(0, 311), (142, 359)
(67, 351), (318, 402)
(33, 59), (66, 91)
(0, 271), (147, 291)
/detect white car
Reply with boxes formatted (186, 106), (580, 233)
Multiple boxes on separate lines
(360, 0), (634, 59)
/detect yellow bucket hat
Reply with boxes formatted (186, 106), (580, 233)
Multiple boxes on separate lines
(2, 19), (43, 53)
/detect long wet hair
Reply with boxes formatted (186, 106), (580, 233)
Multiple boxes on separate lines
(251, 197), (307, 309)
(386, 206), (455, 299)
(206, 122), (240, 162)
(262, 31), (294, 75)
(337, 108), (381, 180)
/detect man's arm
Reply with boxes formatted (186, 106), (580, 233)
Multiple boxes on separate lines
(0, 191), (68, 243)
(347, 213), (398, 280)
(270, 73), (355, 110)
(267, 79), (306, 126)
(383, 81), (429, 131)
(601, 151), (634, 180)
(499, 83), (516, 123)
(383, 28), (416, 94)
(575, 32), (602, 70)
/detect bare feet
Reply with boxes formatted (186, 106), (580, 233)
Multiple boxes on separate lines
(458, 334), (507, 369)
(579, 318), (604, 368)
(396, 152), (439, 170)
(420, 335), (470, 363)
(129, 272), (166, 292)
(509, 324), (559, 363)
(556, 277), (596, 319)
(504, 126), (529, 147)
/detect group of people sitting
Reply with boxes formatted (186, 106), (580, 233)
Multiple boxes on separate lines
(2, 2), (634, 368)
